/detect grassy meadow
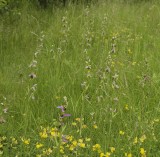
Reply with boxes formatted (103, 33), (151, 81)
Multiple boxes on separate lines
(0, 1), (160, 156)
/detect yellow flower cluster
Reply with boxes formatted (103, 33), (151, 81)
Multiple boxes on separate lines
(21, 137), (30, 145)
(93, 144), (115, 157)
(140, 148), (146, 157)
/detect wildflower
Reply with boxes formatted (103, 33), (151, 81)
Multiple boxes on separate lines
(36, 155), (42, 157)
(50, 128), (59, 137)
(125, 104), (129, 110)
(110, 147), (115, 153)
(100, 152), (111, 157)
(60, 148), (64, 154)
(93, 144), (101, 151)
(140, 148), (146, 156)
(36, 143), (43, 149)
(72, 140), (78, 146)
(69, 145), (75, 151)
(60, 146), (64, 154)
(39, 131), (48, 138)
(57, 106), (66, 112)
(66, 135), (73, 141)
(79, 142), (85, 148)
(62, 135), (68, 143)
(106, 152), (111, 157)
(100, 153), (105, 157)
(119, 130), (125, 135)
(93, 124), (98, 129)
(61, 114), (71, 118)
(128, 49), (132, 54)
(29, 73), (37, 79)
(78, 139), (83, 143)
(127, 153), (132, 157)
(0, 143), (3, 148)
(21, 138), (30, 145)
(43, 148), (52, 155)
(133, 137), (138, 144)
(125, 153), (132, 157)
(85, 138), (91, 142)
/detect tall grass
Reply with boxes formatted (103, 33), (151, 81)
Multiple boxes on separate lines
(0, 1), (160, 156)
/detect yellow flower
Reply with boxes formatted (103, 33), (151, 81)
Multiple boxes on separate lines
(60, 149), (64, 153)
(128, 153), (132, 157)
(69, 145), (75, 151)
(93, 144), (101, 151)
(0, 144), (3, 148)
(39, 131), (48, 138)
(43, 148), (52, 155)
(133, 137), (138, 144)
(128, 49), (132, 54)
(36, 154), (42, 157)
(106, 152), (111, 157)
(72, 140), (78, 146)
(78, 139), (83, 143)
(79, 143), (85, 148)
(21, 138), (30, 145)
(60, 146), (64, 154)
(93, 124), (98, 129)
(66, 135), (73, 141)
(125, 104), (129, 110)
(110, 147), (115, 153)
(36, 143), (43, 149)
(50, 128), (59, 137)
(85, 138), (91, 142)
(65, 144), (69, 148)
(100, 152), (111, 157)
(140, 148), (146, 155)
(119, 130), (125, 135)
(125, 153), (132, 157)
(100, 153), (105, 157)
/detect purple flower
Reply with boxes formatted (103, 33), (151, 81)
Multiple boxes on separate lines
(62, 135), (68, 143)
(57, 106), (66, 112)
(61, 114), (71, 118)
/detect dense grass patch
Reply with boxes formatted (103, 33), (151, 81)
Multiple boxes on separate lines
(0, 1), (160, 156)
